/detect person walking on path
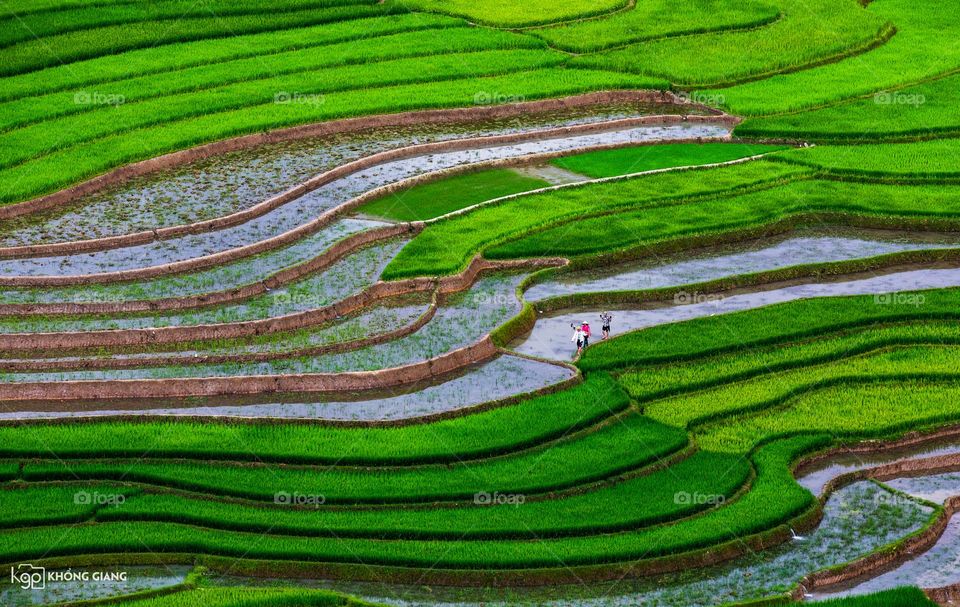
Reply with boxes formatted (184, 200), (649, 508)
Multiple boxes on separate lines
(571, 323), (584, 356)
(581, 321), (591, 350)
(600, 312), (612, 339)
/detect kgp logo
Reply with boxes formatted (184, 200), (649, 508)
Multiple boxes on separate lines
(11, 564), (45, 590)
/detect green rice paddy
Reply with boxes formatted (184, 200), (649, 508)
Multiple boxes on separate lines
(2, 0), (958, 605)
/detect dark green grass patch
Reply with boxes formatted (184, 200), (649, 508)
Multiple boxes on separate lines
(82, 451), (745, 539)
(550, 142), (789, 179)
(20, 412), (688, 504)
(810, 587), (937, 606)
(355, 168), (549, 222)
(383, 160), (805, 279)
(0, 437), (822, 570)
(485, 178), (960, 261)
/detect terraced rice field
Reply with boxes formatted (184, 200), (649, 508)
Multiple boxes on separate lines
(2, 0), (960, 605)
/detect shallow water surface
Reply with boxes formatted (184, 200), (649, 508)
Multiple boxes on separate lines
(0, 355), (572, 421)
(524, 233), (958, 302)
(513, 268), (960, 361)
(0, 105), (679, 247)
(0, 123), (729, 278)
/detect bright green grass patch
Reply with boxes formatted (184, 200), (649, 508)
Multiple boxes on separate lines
(621, 320), (960, 404)
(0, 374), (627, 465)
(357, 143), (787, 222)
(699, 379), (960, 452)
(0, 49), (567, 171)
(643, 344), (960, 430)
(711, 0), (960, 116)
(355, 168), (549, 222)
(0, 437), (821, 570)
(0, 13), (461, 102)
(772, 139), (960, 178)
(570, 0), (890, 87)
(810, 587), (937, 607)
(0, 484), (141, 528)
(85, 451), (742, 538)
(736, 71), (960, 141)
(486, 178), (960, 260)
(0, 68), (662, 205)
(0, 3), (388, 77)
(21, 412), (688, 504)
(531, 0), (781, 53)
(0, 28), (543, 132)
(0, 0), (371, 48)
(550, 142), (789, 178)
(383, 159), (805, 278)
(389, 0), (628, 28)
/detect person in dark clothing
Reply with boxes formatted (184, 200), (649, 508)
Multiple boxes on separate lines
(600, 312), (612, 339)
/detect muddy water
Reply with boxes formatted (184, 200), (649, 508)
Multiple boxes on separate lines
(0, 355), (573, 421)
(209, 481), (933, 607)
(0, 104), (691, 247)
(524, 232), (960, 302)
(0, 273), (527, 381)
(811, 472), (960, 600)
(0, 124), (729, 278)
(0, 239), (407, 334)
(512, 268), (960, 361)
(797, 439), (960, 497)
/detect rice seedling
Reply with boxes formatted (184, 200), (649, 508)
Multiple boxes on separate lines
(21, 411), (688, 505)
(549, 142), (789, 178)
(712, 0), (960, 116)
(771, 139), (960, 178)
(389, 0), (628, 28)
(383, 159), (804, 279)
(570, 0), (890, 87)
(531, 0), (781, 53)
(485, 178), (960, 261)
(0, 373), (629, 464)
